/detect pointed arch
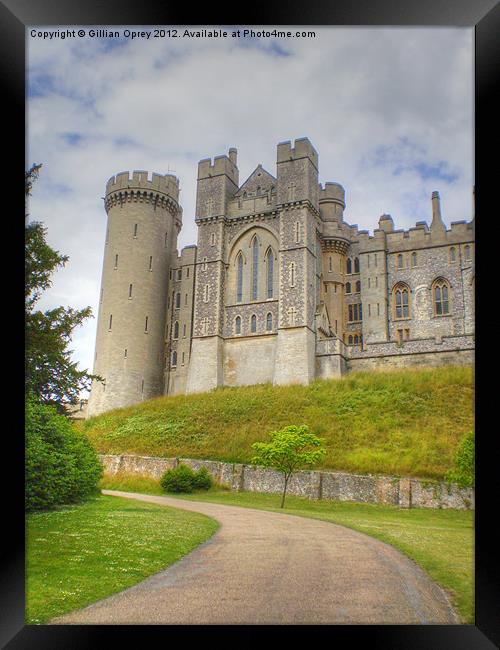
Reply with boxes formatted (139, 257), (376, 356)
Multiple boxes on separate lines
(265, 246), (275, 299)
(392, 282), (410, 319)
(251, 235), (259, 300)
(432, 277), (451, 316)
(236, 251), (244, 303)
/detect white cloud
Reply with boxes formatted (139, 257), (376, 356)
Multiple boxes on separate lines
(27, 26), (474, 388)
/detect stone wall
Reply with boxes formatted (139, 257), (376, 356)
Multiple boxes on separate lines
(100, 454), (474, 510)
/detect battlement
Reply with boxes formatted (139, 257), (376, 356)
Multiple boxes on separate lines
(197, 150), (239, 184)
(277, 137), (318, 169)
(319, 182), (346, 207)
(106, 170), (180, 201)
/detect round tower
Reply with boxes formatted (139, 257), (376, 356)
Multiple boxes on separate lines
(87, 170), (182, 416)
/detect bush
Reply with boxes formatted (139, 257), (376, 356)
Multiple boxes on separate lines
(160, 464), (213, 493)
(446, 432), (474, 488)
(25, 397), (103, 511)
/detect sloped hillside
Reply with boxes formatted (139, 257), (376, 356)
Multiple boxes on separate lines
(81, 365), (474, 480)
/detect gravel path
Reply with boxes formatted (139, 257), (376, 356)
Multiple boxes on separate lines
(52, 490), (459, 625)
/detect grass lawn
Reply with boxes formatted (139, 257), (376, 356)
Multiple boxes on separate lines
(100, 474), (474, 623)
(82, 366), (474, 480)
(26, 494), (218, 624)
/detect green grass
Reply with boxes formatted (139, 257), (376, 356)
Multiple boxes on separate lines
(26, 494), (218, 624)
(100, 477), (474, 623)
(82, 366), (474, 480)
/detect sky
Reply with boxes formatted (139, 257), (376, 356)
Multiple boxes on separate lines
(27, 26), (474, 393)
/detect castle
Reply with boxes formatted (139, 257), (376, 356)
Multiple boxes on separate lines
(87, 138), (474, 417)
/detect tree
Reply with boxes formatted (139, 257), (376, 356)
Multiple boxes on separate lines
(252, 425), (326, 508)
(25, 164), (102, 413)
(445, 431), (474, 488)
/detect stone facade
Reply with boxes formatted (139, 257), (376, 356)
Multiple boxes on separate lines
(88, 138), (474, 414)
(99, 454), (474, 510)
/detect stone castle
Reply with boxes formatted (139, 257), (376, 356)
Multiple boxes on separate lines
(87, 137), (474, 417)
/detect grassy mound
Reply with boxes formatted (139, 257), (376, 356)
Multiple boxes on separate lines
(82, 366), (474, 480)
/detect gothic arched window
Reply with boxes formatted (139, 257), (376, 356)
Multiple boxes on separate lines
(171, 351), (177, 367)
(411, 252), (417, 267)
(393, 283), (410, 319)
(250, 314), (257, 333)
(252, 236), (259, 300)
(433, 278), (451, 316)
(348, 335), (353, 345)
(235, 316), (241, 334)
(175, 292), (181, 309)
(355, 280), (361, 293)
(173, 321), (179, 339)
(354, 257), (360, 273)
(464, 244), (471, 260)
(236, 252), (243, 303)
(346, 258), (352, 274)
(346, 282), (351, 294)
(397, 254), (404, 269)
(266, 248), (274, 299)
(266, 312), (273, 331)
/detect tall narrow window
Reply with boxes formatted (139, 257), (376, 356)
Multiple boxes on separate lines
(346, 258), (352, 274)
(397, 254), (403, 269)
(203, 257), (208, 271)
(290, 262), (296, 287)
(329, 256), (332, 272)
(252, 237), (259, 300)
(433, 278), (451, 315)
(124, 349), (127, 358)
(203, 284), (210, 303)
(353, 335), (359, 345)
(266, 312), (273, 331)
(164, 231), (168, 247)
(134, 223), (138, 237)
(354, 257), (360, 273)
(393, 284), (410, 319)
(114, 254), (118, 269)
(251, 314), (257, 333)
(172, 351), (177, 366)
(183, 324), (186, 337)
(182, 352), (185, 364)
(149, 256), (153, 271)
(411, 252), (417, 267)
(108, 314), (112, 330)
(144, 316), (149, 332)
(235, 316), (241, 334)
(185, 293), (188, 306)
(129, 284), (133, 298)
(211, 233), (216, 246)
(173, 321), (179, 339)
(346, 282), (351, 294)
(266, 248), (274, 299)
(450, 247), (456, 262)
(464, 244), (471, 260)
(348, 335), (353, 345)
(374, 254), (378, 267)
(236, 253), (243, 303)
(175, 292), (181, 309)
(355, 280), (361, 293)
(295, 221), (300, 243)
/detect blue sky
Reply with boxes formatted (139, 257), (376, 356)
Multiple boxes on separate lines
(27, 26), (474, 390)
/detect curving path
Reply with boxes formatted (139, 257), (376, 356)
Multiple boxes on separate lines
(53, 490), (459, 625)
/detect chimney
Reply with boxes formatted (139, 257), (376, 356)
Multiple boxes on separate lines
(431, 191), (446, 232)
(228, 148), (237, 166)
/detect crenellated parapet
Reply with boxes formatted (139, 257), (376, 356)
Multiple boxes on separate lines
(105, 171), (181, 223)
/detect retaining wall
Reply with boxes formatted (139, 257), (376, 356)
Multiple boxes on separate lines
(99, 454), (474, 510)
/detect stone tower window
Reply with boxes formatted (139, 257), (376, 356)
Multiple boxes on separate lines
(173, 321), (179, 339)
(171, 351), (177, 367)
(329, 256), (332, 272)
(164, 231), (168, 247)
(411, 252), (417, 267)
(397, 254), (404, 269)
(250, 314), (257, 333)
(355, 280), (361, 293)
(185, 293), (188, 306)
(124, 349), (127, 358)
(295, 221), (300, 243)
(178, 269), (182, 281)
(175, 292), (181, 309)
(211, 233), (216, 246)
(134, 223), (138, 238)
(203, 257), (208, 271)
(114, 254), (118, 269)
(266, 248), (274, 299)
(348, 335), (353, 345)
(108, 314), (112, 330)
(464, 244), (471, 260)
(346, 282), (351, 294)
(235, 315), (241, 335)
(149, 256), (153, 271)
(203, 284), (210, 303)
(354, 257), (360, 273)
(145, 316), (149, 332)
(266, 312), (273, 331)
(432, 278), (451, 316)
(348, 304), (362, 322)
(346, 258), (352, 274)
(290, 262), (296, 288)
(393, 283), (410, 319)
(129, 284), (133, 299)
(183, 324), (186, 337)
(236, 253), (243, 303)
(374, 254), (378, 267)
(187, 267), (190, 278)
(449, 247), (456, 262)
(251, 236), (259, 300)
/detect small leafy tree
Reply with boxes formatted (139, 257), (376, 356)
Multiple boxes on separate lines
(446, 432), (474, 488)
(252, 425), (326, 508)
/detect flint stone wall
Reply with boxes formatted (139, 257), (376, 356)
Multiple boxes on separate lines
(99, 454), (474, 510)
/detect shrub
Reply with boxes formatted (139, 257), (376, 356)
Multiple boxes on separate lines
(446, 432), (474, 488)
(192, 466), (213, 490)
(160, 464), (213, 493)
(25, 396), (103, 511)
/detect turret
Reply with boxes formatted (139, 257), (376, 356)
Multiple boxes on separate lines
(319, 182), (346, 222)
(87, 170), (182, 416)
